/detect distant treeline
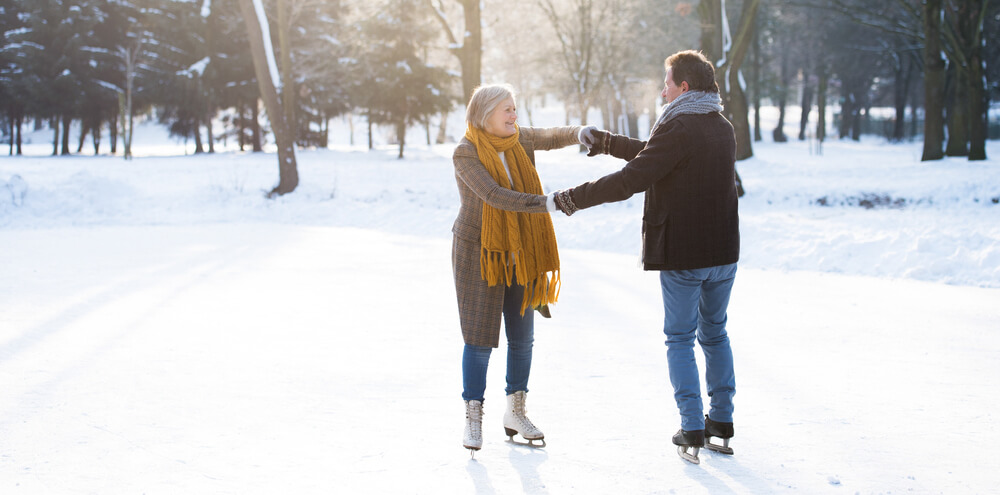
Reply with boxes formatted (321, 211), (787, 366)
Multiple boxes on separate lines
(1, 0), (997, 161)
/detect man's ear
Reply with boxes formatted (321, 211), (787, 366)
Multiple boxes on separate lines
(680, 81), (690, 93)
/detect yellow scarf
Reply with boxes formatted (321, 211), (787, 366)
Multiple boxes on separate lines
(465, 124), (560, 315)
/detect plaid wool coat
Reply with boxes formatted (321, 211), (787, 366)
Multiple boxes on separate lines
(452, 125), (582, 347)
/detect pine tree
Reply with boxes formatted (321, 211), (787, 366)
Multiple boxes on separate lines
(351, 0), (455, 158)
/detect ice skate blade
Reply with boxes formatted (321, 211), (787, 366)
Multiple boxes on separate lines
(677, 446), (701, 464)
(705, 436), (733, 455)
(467, 447), (479, 459)
(504, 427), (546, 448)
(506, 435), (546, 448)
(705, 442), (734, 455)
(507, 437), (545, 449)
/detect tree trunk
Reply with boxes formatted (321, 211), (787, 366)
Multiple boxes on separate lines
(276, 0), (296, 142)
(51, 116), (59, 156)
(348, 113), (355, 146)
(436, 110), (448, 144)
(15, 113), (22, 155)
(194, 123), (205, 153)
(752, 27), (762, 142)
(109, 112), (118, 154)
(698, 0), (723, 63)
(239, 0), (298, 197)
(724, 0), (760, 158)
(238, 100), (246, 151)
(122, 42), (138, 161)
(252, 100), (263, 152)
(816, 68), (828, 143)
(963, 1), (988, 160)
(698, 0), (758, 160)
(773, 47), (789, 142)
(798, 71), (813, 141)
(61, 115), (71, 155)
(92, 123), (101, 155)
(206, 116), (215, 153)
(397, 120), (407, 159)
(891, 55), (914, 143)
(322, 111), (330, 148)
(77, 121), (88, 153)
(921, 0), (946, 161)
(944, 65), (969, 156)
(967, 51), (987, 160)
(838, 79), (854, 139)
(460, 0), (482, 103)
(367, 111), (373, 150)
(430, 0), (481, 103)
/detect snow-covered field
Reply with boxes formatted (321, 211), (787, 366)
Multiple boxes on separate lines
(1, 113), (999, 494)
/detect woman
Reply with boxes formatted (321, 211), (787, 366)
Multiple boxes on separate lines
(452, 83), (585, 455)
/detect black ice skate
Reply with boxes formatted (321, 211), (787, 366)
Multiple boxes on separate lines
(704, 415), (734, 455)
(672, 429), (705, 464)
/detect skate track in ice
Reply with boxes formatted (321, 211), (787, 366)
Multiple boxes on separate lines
(1, 225), (996, 494)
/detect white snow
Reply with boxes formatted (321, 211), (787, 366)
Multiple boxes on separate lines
(177, 56), (210, 78)
(1, 108), (998, 493)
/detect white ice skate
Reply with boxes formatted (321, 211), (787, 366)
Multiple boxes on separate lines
(463, 400), (483, 458)
(503, 391), (545, 447)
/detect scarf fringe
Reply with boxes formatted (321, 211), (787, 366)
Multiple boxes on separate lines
(481, 247), (561, 316)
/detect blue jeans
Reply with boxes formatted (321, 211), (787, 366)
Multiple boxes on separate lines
(462, 279), (534, 402)
(660, 263), (737, 431)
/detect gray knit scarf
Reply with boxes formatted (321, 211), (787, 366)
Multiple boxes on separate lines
(655, 90), (724, 128)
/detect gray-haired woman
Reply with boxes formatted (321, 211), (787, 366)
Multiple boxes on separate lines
(451, 83), (587, 455)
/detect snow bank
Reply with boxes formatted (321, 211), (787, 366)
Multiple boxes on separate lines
(2, 126), (998, 288)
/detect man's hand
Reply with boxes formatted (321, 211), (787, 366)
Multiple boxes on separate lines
(579, 126), (611, 157)
(553, 190), (579, 216)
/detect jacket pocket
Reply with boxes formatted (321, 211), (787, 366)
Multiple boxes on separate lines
(641, 214), (668, 266)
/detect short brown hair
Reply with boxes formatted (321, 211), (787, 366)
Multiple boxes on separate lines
(665, 50), (719, 93)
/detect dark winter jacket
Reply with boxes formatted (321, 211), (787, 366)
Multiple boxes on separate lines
(568, 112), (740, 271)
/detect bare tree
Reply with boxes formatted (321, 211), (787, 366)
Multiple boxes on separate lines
(699, 0), (761, 161)
(238, 0), (299, 197)
(428, 0), (482, 103)
(536, 0), (604, 127)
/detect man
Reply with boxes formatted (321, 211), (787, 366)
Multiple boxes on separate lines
(554, 50), (739, 464)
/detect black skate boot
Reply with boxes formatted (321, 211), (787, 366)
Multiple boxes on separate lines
(672, 429), (705, 464)
(705, 415), (734, 455)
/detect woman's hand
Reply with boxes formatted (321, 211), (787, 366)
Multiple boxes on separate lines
(578, 126), (611, 157)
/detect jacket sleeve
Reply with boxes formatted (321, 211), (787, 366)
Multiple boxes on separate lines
(608, 133), (648, 161)
(521, 126), (582, 151)
(454, 146), (549, 213)
(569, 120), (689, 210)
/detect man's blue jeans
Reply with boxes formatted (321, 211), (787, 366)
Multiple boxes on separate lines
(462, 280), (534, 402)
(660, 263), (737, 431)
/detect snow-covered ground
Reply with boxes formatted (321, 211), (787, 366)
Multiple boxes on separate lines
(1, 112), (998, 493)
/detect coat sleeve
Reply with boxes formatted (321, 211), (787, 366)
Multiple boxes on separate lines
(521, 126), (582, 151)
(608, 133), (648, 161)
(454, 145), (549, 213)
(569, 120), (689, 210)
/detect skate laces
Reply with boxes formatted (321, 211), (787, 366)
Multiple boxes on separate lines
(466, 402), (483, 438)
(511, 394), (538, 432)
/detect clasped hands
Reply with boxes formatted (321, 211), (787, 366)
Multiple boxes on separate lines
(552, 125), (611, 216)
